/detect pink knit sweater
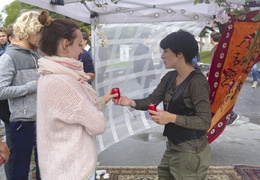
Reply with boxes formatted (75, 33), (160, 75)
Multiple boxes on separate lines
(37, 74), (106, 180)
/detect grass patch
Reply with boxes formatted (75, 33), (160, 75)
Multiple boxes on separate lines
(106, 61), (131, 69)
(199, 51), (211, 64)
(199, 51), (259, 69)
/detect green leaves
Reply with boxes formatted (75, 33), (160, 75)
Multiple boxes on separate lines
(0, 14), (3, 26)
(194, 0), (259, 23)
(2, 1), (66, 27)
(194, 0), (211, 5)
(253, 13), (260, 21)
(86, 0), (120, 7)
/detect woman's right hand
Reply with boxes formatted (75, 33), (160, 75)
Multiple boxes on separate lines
(113, 95), (136, 107)
(102, 90), (118, 104)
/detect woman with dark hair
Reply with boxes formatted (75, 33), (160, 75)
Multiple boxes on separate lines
(37, 11), (117, 180)
(114, 30), (212, 180)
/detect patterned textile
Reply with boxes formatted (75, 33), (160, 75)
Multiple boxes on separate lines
(96, 166), (242, 180)
(234, 165), (260, 180)
(207, 10), (260, 143)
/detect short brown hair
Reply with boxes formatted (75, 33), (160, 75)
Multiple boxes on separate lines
(6, 24), (14, 38)
(210, 32), (221, 42)
(0, 27), (7, 33)
(82, 32), (88, 41)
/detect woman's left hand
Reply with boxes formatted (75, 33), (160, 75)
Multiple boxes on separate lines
(148, 109), (176, 125)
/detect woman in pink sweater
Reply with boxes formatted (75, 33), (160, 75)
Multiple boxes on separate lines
(36, 11), (117, 180)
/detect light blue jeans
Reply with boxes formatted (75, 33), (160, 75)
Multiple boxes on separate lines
(252, 63), (259, 82)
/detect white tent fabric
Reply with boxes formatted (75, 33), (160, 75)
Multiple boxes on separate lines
(18, 0), (220, 25)
(92, 22), (207, 151)
(17, 0), (252, 152)
(17, 0), (251, 25)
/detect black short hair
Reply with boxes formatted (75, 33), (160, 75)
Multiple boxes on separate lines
(160, 29), (198, 63)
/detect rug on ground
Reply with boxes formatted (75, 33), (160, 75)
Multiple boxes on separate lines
(234, 165), (260, 180)
(96, 166), (242, 180)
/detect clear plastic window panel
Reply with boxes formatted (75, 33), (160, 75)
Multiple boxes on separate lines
(92, 22), (203, 152)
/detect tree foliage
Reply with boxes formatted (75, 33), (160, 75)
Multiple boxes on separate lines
(1, 0), (91, 33)
(194, 0), (259, 21)
(86, 0), (120, 7)
(196, 0), (259, 36)
(0, 14), (3, 26)
(2, 1), (32, 27)
(77, 22), (91, 34)
(2, 1), (67, 27)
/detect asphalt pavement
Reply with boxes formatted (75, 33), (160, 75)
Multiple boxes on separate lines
(97, 80), (260, 167)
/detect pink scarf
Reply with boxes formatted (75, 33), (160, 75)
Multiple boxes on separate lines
(38, 56), (97, 97)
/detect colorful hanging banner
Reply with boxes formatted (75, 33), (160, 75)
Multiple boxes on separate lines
(207, 10), (260, 143)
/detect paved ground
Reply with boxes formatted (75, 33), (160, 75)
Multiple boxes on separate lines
(97, 80), (260, 167)
(97, 115), (260, 167)
(0, 76), (259, 179)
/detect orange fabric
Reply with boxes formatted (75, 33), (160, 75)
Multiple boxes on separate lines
(207, 10), (260, 143)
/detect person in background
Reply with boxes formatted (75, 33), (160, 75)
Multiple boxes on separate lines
(210, 31), (239, 126)
(79, 32), (95, 84)
(37, 11), (117, 180)
(6, 23), (37, 180)
(0, 139), (9, 166)
(87, 31), (92, 58)
(0, 11), (42, 180)
(0, 27), (10, 137)
(6, 24), (19, 43)
(0, 19), (10, 160)
(210, 31), (222, 60)
(0, 27), (9, 56)
(114, 30), (212, 180)
(81, 32), (90, 51)
(192, 53), (201, 69)
(0, 27), (10, 145)
(251, 63), (258, 88)
(0, 24), (17, 180)
(133, 32), (155, 97)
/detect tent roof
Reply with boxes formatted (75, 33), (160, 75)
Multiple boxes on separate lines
(18, 0), (254, 26)
(16, 0), (220, 25)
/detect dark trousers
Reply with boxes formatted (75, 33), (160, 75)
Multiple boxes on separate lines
(10, 121), (40, 180)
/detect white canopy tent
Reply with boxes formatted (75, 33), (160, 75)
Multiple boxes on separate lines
(17, 0), (235, 25)
(17, 0), (256, 152)
(17, 0), (254, 26)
